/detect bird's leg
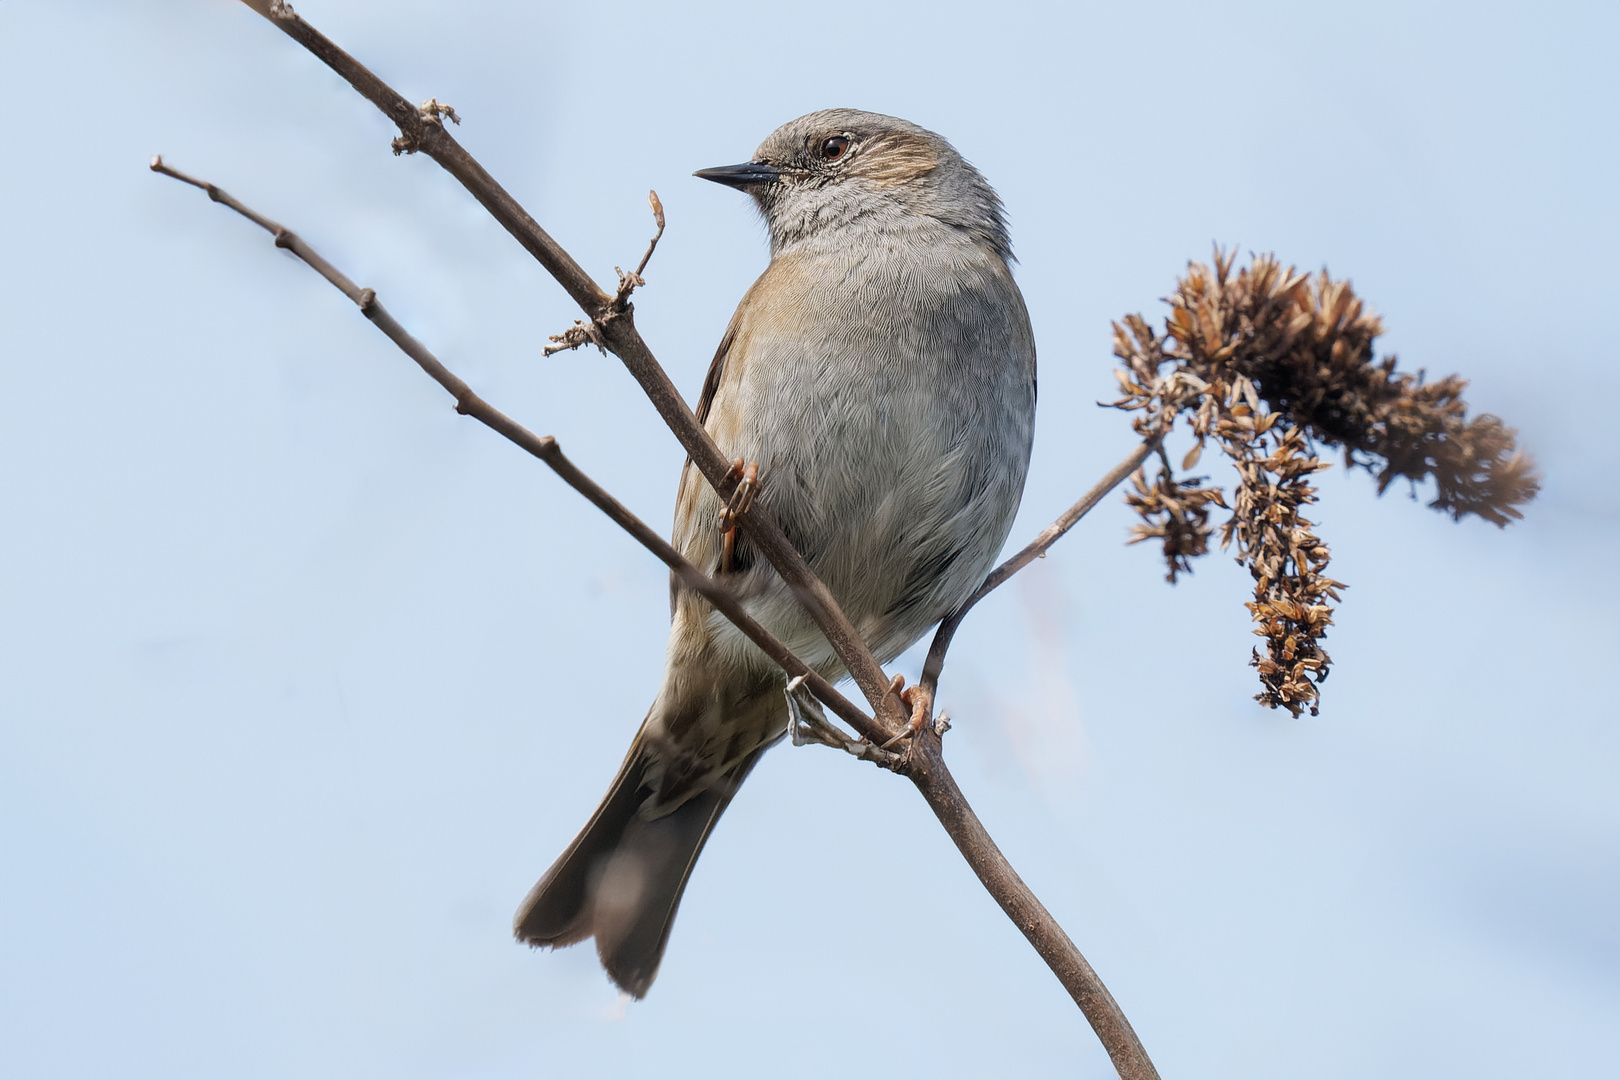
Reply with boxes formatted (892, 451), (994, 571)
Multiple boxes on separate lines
(716, 457), (760, 574)
(721, 527), (738, 576)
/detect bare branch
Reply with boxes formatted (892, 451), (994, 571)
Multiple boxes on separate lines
(918, 435), (1160, 702)
(149, 155), (880, 745)
(236, 0), (903, 730)
(905, 733), (1159, 1080)
(539, 449), (882, 744)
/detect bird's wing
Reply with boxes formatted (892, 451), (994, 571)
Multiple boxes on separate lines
(694, 321), (736, 427)
(668, 321), (738, 616)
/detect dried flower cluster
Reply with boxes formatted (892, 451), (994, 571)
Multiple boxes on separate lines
(1112, 250), (1538, 715)
(1124, 455), (1225, 584)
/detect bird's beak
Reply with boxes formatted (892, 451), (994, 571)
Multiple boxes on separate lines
(693, 162), (781, 190)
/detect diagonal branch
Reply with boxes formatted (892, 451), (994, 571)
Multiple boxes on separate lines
(237, 0), (902, 731)
(147, 156), (878, 745)
(905, 731), (1158, 1080)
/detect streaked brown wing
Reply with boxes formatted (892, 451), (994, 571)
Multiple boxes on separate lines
(669, 322), (737, 616)
(694, 322), (735, 427)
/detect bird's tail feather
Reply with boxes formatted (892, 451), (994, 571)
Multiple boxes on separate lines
(513, 733), (762, 998)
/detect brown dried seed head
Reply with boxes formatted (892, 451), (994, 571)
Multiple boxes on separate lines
(1109, 248), (1531, 715)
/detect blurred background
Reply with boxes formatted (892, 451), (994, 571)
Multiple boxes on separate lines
(2, 1), (1616, 1077)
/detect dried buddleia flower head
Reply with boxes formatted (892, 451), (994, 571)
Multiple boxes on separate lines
(1222, 425), (1343, 716)
(1111, 249), (1537, 715)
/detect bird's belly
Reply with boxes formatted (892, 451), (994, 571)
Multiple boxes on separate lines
(717, 348), (1033, 672)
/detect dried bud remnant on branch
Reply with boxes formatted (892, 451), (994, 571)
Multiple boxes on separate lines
(1112, 250), (1539, 715)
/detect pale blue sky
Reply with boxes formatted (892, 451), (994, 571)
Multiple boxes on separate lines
(2, 2), (1617, 1078)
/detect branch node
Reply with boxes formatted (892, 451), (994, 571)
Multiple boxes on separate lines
(543, 318), (609, 357)
(613, 267), (645, 302)
(268, 0), (297, 19)
(417, 97), (461, 127)
(273, 227), (293, 249)
(392, 99), (458, 156)
(933, 711), (952, 737)
(357, 287), (377, 312)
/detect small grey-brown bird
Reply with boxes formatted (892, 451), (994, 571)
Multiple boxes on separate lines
(514, 109), (1037, 997)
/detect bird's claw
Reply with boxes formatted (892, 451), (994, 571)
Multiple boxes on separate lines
(784, 679), (904, 770)
(717, 458), (760, 574)
(879, 678), (934, 750)
(717, 457), (760, 530)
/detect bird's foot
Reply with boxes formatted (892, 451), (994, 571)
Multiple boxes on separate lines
(785, 676), (839, 749)
(879, 677), (939, 750)
(716, 457), (760, 530)
(784, 677), (903, 769)
(716, 457), (760, 574)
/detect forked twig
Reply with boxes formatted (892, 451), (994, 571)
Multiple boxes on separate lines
(544, 191), (666, 357)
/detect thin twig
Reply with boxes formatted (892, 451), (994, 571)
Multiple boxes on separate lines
(614, 190), (666, 305)
(633, 192), (665, 278)
(918, 435), (1160, 702)
(148, 155), (879, 745)
(238, 0), (903, 731)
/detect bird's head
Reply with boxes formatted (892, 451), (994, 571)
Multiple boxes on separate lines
(695, 109), (1010, 262)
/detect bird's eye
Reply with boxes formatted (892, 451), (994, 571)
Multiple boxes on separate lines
(819, 135), (850, 161)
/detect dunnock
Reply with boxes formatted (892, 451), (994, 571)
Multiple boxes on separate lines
(515, 109), (1037, 997)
